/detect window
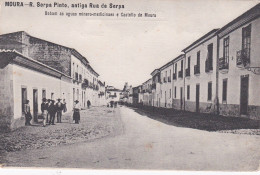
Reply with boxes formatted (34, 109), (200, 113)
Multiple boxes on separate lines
(21, 87), (27, 114)
(187, 85), (190, 100)
(197, 51), (200, 66)
(42, 89), (46, 99)
(222, 79), (228, 102)
(181, 60), (183, 71)
(208, 82), (212, 101)
(242, 24), (251, 60)
(223, 37), (229, 62)
(188, 57), (190, 69)
(175, 63), (177, 74)
(174, 86), (177, 98)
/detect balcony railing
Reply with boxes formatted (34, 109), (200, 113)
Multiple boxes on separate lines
(82, 79), (89, 89)
(168, 76), (171, 82)
(219, 57), (229, 70)
(178, 70), (183, 78)
(151, 83), (156, 90)
(237, 48), (250, 67)
(185, 68), (190, 77)
(205, 59), (213, 73)
(173, 73), (177, 80)
(194, 65), (200, 75)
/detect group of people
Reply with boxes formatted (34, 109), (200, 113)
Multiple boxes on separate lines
(40, 98), (67, 126)
(24, 98), (81, 127)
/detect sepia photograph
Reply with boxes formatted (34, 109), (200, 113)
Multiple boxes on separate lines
(0, 0), (260, 174)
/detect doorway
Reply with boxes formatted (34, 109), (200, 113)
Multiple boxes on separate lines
(240, 75), (249, 115)
(196, 84), (200, 112)
(33, 89), (38, 122)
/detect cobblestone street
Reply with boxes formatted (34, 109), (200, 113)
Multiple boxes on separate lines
(0, 106), (123, 164)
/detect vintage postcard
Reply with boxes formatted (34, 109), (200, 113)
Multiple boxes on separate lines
(0, 0), (259, 174)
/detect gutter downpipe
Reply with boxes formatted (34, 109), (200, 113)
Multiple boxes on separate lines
(216, 35), (220, 115)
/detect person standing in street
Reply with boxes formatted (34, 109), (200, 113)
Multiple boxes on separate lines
(73, 100), (80, 124)
(46, 99), (51, 124)
(56, 98), (63, 123)
(41, 98), (48, 127)
(48, 100), (56, 125)
(24, 100), (32, 126)
(87, 100), (91, 109)
(63, 99), (67, 113)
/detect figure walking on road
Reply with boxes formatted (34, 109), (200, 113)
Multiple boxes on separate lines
(87, 100), (91, 109)
(73, 100), (80, 124)
(56, 98), (63, 123)
(24, 100), (32, 126)
(41, 98), (48, 127)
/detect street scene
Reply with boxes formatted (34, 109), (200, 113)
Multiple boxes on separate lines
(0, 0), (260, 172)
(0, 106), (259, 170)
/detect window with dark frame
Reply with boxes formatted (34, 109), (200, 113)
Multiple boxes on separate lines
(223, 37), (229, 62)
(197, 51), (200, 66)
(187, 85), (190, 100)
(222, 79), (228, 102)
(208, 82), (212, 101)
(242, 24), (251, 60)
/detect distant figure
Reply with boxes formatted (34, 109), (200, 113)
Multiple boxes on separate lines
(56, 98), (63, 123)
(24, 100), (32, 126)
(41, 98), (48, 127)
(110, 101), (114, 108)
(87, 100), (91, 108)
(48, 100), (56, 125)
(63, 99), (67, 113)
(73, 100), (80, 124)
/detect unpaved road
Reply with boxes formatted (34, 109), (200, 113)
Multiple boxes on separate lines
(3, 106), (260, 171)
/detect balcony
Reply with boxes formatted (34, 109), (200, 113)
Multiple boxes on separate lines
(205, 59), (213, 73)
(82, 79), (89, 89)
(178, 70), (183, 78)
(219, 57), (229, 71)
(194, 65), (200, 75)
(168, 76), (171, 82)
(151, 83), (156, 90)
(173, 73), (177, 80)
(237, 48), (250, 67)
(185, 68), (190, 77)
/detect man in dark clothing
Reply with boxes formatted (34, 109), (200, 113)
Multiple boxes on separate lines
(56, 98), (63, 123)
(87, 100), (91, 108)
(48, 100), (56, 125)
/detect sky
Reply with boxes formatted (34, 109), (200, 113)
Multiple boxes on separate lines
(0, 0), (258, 89)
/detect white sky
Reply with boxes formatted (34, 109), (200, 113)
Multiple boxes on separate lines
(0, 0), (258, 89)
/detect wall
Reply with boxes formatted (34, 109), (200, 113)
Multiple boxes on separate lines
(12, 64), (73, 125)
(160, 65), (173, 108)
(185, 36), (217, 113)
(0, 64), (14, 131)
(218, 18), (260, 119)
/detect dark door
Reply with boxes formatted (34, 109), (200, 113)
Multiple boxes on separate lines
(33, 89), (38, 122)
(180, 87), (183, 110)
(165, 91), (167, 107)
(240, 75), (249, 115)
(196, 84), (200, 112)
